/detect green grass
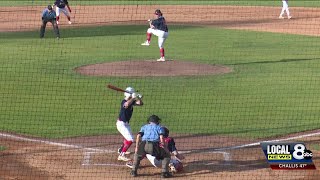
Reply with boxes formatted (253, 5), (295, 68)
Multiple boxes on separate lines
(1, 1), (320, 7)
(309, 144), (320, 151)
(0, 146), (6, 151)
(1, 25), (320, 139)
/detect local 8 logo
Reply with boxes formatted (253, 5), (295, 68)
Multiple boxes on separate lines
(261, 142), (316, 170)
(291, 144), (313, 160)
(266, 143), (313, 160)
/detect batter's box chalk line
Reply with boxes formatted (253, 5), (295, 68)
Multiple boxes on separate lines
(82, 150), (231, 167)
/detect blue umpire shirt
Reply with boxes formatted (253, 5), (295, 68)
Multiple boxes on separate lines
(140, 123), (165, 142)
(42, 8), (56, 20)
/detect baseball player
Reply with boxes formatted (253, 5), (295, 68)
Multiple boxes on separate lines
(141, 9), (169, 62)
(117, 87), (143, 162)
(126, 126), (184, 173)
(53, 0), (72, 25)
(40, 5), (60, 39)
(279, 0), (292, 19)
(130, 115), (172, 178)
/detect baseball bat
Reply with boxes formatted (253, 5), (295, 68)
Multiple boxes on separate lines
(107, 84), (131, 94)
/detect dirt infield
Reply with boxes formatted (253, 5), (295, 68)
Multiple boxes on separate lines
(75, 60), (232, 77)
(1, 5), (320, 36)
(0, 131), (319, 179)
(1, 4), (320, 179)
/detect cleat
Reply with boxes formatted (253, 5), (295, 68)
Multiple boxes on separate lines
(117, 155), (131, 162)
(68, 21), (72, 24)
(117, 148), (131, 155)
(278, 16), (284, 19)
(288, 16), (292, 19)
(130, 170), (137, 177)
(126, 161), (133, 169)
(157, 57), (166, 62)
(141, 41), (150, 46)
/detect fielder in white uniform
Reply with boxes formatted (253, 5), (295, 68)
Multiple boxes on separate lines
(279, 0), (292, 19)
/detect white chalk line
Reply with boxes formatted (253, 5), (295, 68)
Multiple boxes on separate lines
(0, 132), (113, 153)
(82, 151), (127, 166)
(2, 130), (319, 167)
(215, 131), (320, 151)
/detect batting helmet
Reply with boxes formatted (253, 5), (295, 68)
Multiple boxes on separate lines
(47, 5), (53, 10)
(124, 87), (135, 99)
(155, 9), (162, 16)
(148, 115), (161, 124)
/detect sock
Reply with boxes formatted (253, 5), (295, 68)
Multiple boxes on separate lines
(67, 16), (71, 21)
(57, 16), (59, 21)
(122, 139), (133, 153)
(147, 33), (152, 43)
(160, 48), (165, 58)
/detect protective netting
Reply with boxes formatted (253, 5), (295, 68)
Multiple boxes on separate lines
(0, 0), (319, 179)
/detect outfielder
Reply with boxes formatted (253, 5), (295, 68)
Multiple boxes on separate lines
(141, 9), (169, 62)
(126, 126), (184, 173)
(130, 115), (172, 178)
(116, 87), (143, 162)
(40, 5), (60, 39)
(53, 0), (72, 24)
(279, 0), (291, 19)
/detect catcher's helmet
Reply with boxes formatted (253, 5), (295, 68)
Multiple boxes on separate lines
(47, 5), (53, 10)
(148, 115), (161, 124)
(162, 126), (169, 138)
(173, 160), (184, 172)
(155, 9), (162, 16)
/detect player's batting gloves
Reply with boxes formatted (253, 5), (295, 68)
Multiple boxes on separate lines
(132, 93), (137, 99)
(137, 94), (143, 99)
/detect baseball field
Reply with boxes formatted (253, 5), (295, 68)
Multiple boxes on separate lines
(0, 0), (320, 179)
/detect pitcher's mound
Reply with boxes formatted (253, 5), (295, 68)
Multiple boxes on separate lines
(75, 60), (232, 77)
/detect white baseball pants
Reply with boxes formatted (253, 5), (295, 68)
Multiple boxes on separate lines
(56, 7), (70, 17)
(116, 120), (134, 141)
(147, 28), (169, 49)
(280, 0), (290, 17)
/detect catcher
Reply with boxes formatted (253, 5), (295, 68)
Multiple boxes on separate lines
(126, 126), (185, 173)
(40, 5), (60, 39)
(130, 115), (172, 178)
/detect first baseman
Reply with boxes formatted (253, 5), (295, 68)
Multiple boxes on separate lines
(130, 115), (172, 178)
(141, 9), (169, 62)
(53, 0), (72, 24)
(279, 0), (292, 19)
(40, 5), (60, 39)
(116, 87), (143, 162)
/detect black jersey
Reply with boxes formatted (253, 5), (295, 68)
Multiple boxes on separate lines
(54, 0), (69, 8)
(151, 16), (168, 32)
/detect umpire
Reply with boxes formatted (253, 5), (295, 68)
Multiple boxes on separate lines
(131, 115), (172, 178)
(40, 5), (60, 39)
